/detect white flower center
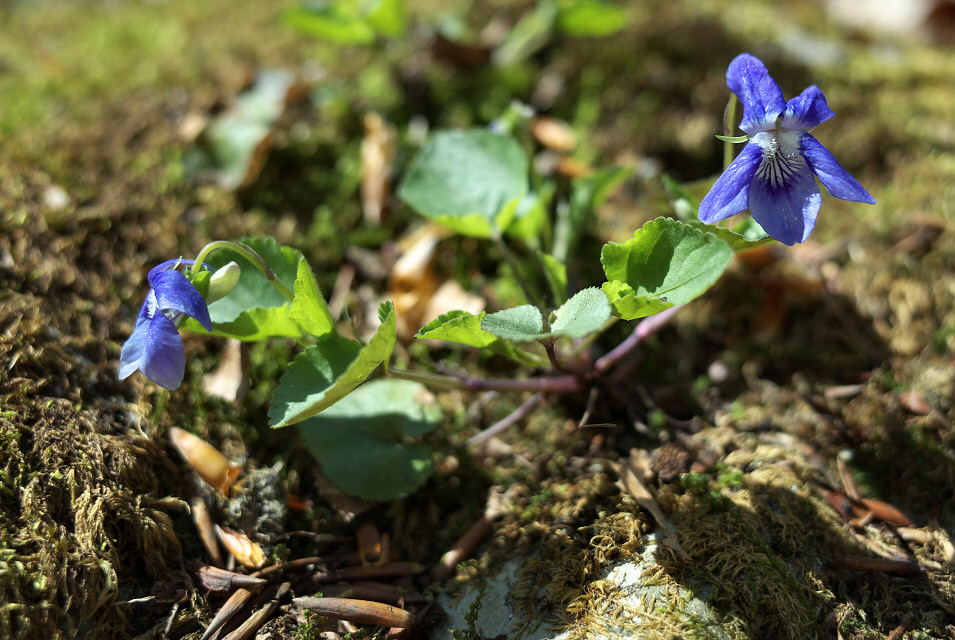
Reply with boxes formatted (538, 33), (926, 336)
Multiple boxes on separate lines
(752, 129), (804, 187)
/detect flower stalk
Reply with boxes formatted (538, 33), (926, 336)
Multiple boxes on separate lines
(193, 240), (294, 302)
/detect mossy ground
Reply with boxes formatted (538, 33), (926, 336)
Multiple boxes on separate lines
(1, 0), (954, 638)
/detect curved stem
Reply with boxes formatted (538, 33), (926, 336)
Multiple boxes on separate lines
(194, 240), (294, 302)
(384, 365), (581, 394)
(594, 305), (682, 375)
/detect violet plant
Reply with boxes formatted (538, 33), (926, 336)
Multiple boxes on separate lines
(699, 53), (875, 245)
(120, 53), (874, 500)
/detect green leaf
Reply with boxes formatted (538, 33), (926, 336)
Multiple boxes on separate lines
(731, 217), (770, 242)
(284, 3), (377, 45)
(493, 0), (557, 66)
(190, 115), (272, 190)
(298, 378), (440, 500)
(181, 237), (303, 340)
(600, 281), (674, 320)
(398, 129), (529, 238)
(270, 301), (397, 427)
(367, 0), (406, 37)
(571, 165), (630, 219)
(415, 310), (497, 347)
(234, 69), (296, 123)
(537, 251), (567, 305)
(601, 217), (733, 319)
(688, 218), (775, 252)
(660, 174), (698, 222)
(289, 258), (336, 339)
(414, 310), (545, 366)
(479, 288), (611, 342)
(505, 185), (554, 247)
(481, 305), (543, 342)
(555, 165), (630, 261)
(549, 287), (611, 337)
(556, 0), (628, 37)
(182, 70), (295, 190)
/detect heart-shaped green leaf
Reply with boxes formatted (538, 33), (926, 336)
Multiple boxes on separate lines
(548, 287), (611, 337)
(270, 302), (397, 427)
(398, 129), (529, 238)
(289, 258), (336, 339)
(415, 310), (545, 366)
(601, 217), (733, 319)
(298, 378), (440, 500)
(480, 305), (543, 342)
(479, 287), (611, 342)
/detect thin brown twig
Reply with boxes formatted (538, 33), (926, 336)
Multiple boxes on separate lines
(466, 393), (544, 447)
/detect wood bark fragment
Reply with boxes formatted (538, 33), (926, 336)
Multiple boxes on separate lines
(831, 552), (921, 573)
(320, 581), (423, 605)
(857, 498), (915, 527)
(293, 597), (415, 628)
(335, 562), (425, 581)
(613, 450), (690, 561)
(431, 515), (493, 581)
(186, 560), (267, 591)
(219, 581), (290, 640)
(885, 617), (912, 640)
(199, 586), (259, 640)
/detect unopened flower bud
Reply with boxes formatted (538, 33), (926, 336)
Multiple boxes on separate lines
(206, 261), (240, 304)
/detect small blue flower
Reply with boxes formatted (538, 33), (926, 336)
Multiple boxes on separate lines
(699, 53), (875, 245)
(119, 259), (213, 390)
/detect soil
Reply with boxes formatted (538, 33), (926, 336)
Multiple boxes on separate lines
(2, 1), (954, 639)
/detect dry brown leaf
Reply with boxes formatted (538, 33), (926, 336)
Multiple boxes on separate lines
(898, 389), (933, 415)
(530, 116), (576, 152)
(314, 470), (376, 522)
(388, 224), (483, 340)
(417, 280), (484, 331)
(837, 454), (861, 501)
(361, 113), (398, 225)
(187, 561), (266, 591)
(357, 522), (388, 565)
(215, 525), (266, 569)
(203, 338), (249, 403)
(169, 427), (242, 495)
(555, 156), (592, 178)
(191, 496), (224, 567)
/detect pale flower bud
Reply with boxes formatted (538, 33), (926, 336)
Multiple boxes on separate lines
(206, 261), (240, 304)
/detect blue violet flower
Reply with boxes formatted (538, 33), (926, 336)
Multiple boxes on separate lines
(119, 259), (213, 390)
(699, 53), (875, 245)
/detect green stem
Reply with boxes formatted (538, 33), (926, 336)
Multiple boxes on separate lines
(532, 249), (565, 307)
(193, 240), (294, 302)
(569, 315), (618, 357)
(493, 235), (547, 322)
(722, 94), (738, 171)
